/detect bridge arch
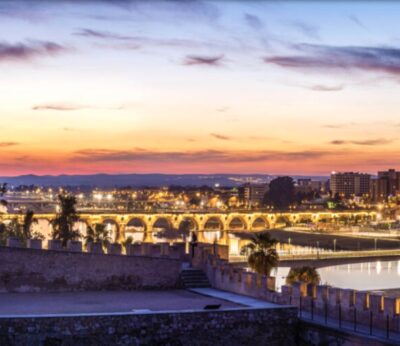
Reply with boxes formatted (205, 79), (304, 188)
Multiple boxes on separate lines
(251, 216), (270, 231)
(276, 215), (291, 226)
(227, 216), (247, 231)
(101, 218), (120, 242)
(204, 216), (224, 231)
(32, 218), (53, 240)
(202, 216), (224, 243)
(126, 217), (147, 231)
(124, 217), (147, 243)
(178, 217), (198, 231)
(152, 217), (172, 230)
(73, 219), (89, 238)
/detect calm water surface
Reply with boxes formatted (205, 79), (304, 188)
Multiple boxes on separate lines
(273, 260), (400, 291)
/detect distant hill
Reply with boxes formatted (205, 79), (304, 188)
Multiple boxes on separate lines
(0, 174), (328, 188)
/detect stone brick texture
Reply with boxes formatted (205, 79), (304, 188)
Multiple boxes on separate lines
(0, 307), (298, 346)
(0, 246), (182, 292)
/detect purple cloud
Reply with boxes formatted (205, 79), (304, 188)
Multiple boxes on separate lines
(183, 54), (224, 66)
(264, 43), (400, 76)
(0, 40), (66, 62)
(71, 148), (330, 163)
(74, 28), (206, 49)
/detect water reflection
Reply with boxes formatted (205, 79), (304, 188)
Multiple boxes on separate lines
(273, 260), (400, 291)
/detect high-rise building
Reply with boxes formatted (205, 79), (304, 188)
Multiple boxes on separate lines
(330, 172), (370, 197)
(238, 183), (268, 207)
(373, 169), (400, 201)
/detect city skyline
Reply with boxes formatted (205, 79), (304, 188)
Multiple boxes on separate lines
(2, 1), (400, 175)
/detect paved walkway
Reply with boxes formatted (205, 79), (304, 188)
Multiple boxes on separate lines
(189, 288), (282, 308)
(0, 290), (240, 317)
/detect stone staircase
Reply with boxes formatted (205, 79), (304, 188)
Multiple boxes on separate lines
(180, 268), (211, 288)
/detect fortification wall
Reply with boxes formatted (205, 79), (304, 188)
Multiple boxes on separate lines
(195, 246), (400, 334)
(0, 239), (186, 292)
(0, 307), (297, 346)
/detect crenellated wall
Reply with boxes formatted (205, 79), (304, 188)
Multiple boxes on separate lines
(194, 246), (400, 333)
(0, 238), (188, 292)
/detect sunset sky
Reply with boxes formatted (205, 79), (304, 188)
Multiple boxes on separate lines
(1, 0), (400, 176)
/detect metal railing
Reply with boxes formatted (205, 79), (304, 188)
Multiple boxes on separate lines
(295, 296), (400, 342)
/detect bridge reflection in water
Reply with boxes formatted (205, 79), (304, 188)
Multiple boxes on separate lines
(273, 259), (400, 292)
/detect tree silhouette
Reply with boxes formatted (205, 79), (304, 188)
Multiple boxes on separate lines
(263, 177), (295, 210)
(85, 223), (111, 249)
(286, 266), (321, 285)
(51, 194), (80, 246)
(240, 232), (279, 276)
(22, 210), (38, 239)
(0, 183), (7, 210)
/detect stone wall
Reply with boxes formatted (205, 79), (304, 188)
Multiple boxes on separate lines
(0, 246), (183, 292)
(195, 246), (400, 334)
(0, 307), (297, 346)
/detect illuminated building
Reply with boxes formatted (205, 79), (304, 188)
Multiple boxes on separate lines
(330, 172), (370, 197)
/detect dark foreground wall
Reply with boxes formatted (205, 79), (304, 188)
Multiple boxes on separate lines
(0, 247), (182, 292)
(0, 307), (297, 346)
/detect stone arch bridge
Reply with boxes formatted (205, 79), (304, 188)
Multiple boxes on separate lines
(0, 211), (377, 243)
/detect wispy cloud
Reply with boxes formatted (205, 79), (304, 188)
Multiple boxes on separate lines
(0, 142), (19, 147)
(264, 43), (400, 76)
(0, 40), (66, 62)
(308, 84), (344, 92)
(74, 28), (207, 49)
(330, 138), (394, 146)
(323, 122), (358, 129)
(349, 15), (367, 30)
(290, 21), (320, 40)
(32, 103), (124, 111)
(244, 13), (264, 31)
(183, 54), (224, 66)
(33, 104), (85, 111)
(210, 133), (231, 140)
(71, 148), (330, 163)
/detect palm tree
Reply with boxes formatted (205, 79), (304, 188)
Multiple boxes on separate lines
(51, 194), (81, 247)
(84, 223), (111, 249)
(240, 232), (279, 276)
(22, 210), (38, 239)
(286, 266), (321, 285)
